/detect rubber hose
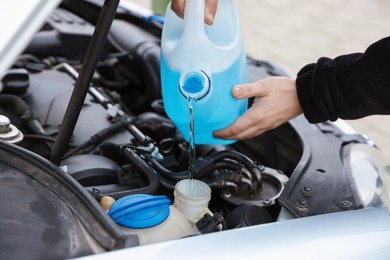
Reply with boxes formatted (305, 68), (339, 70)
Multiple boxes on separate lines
(104, 147), (161, 198)
(193, 150), (262, 187)
(0, 94), (46, 135)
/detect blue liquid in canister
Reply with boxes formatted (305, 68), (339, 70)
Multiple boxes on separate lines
(160, 0), (248, 145)
(161, 53), (248, 145)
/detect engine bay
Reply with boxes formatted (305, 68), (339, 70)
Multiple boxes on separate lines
(0, 1), (372, 258)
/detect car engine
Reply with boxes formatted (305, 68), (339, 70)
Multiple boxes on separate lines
(0, 1), (379, 259)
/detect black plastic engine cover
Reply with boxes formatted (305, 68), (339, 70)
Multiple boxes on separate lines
(24, 69), (132, 146)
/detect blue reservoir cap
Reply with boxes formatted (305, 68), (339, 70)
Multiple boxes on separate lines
(108, 194), (171, 229)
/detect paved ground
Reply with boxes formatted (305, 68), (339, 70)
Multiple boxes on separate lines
(134, 0), (390, 160)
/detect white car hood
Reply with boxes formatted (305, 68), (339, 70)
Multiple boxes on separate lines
(0, 0), (60, 78)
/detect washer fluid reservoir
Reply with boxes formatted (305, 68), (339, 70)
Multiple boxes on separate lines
(108, 194), (194, 245)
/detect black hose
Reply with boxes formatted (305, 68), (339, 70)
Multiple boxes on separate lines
(240, 177), (256, 196)
(98, 74), (128, 90)
(100, 147), (161, 198)
(123, 147), (176, 191)
(148, 157), (239, 184)
(195, 161), (241, 180)
(148, 156), (188, 182)
(0, 94), (46, 135)
(64, 121), (125, 158)
(143, 147), (264, 194)
(146, 150), (262, 188)
(206, 179), (239, 195)
(23, 134), (77, 148)
(193, 150), (262, 189)
(158, 176), (176, 191)
(50, 0), (120, 165)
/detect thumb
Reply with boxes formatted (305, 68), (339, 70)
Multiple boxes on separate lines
(232, 82), (267, 99)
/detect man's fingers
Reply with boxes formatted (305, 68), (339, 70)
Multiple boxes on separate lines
(171, 0), (218, 25)
(171, 0), (186, 18)
(213, 123), (262, 140)
(204, 0), (218, 25)
(213, 111), (256, 139)
(232, 82), (268, 100)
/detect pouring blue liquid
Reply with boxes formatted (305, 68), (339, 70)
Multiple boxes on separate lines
(160, 0), (248, 145)
(160, 53), (248, 145)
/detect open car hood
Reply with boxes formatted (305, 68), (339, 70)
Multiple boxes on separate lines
(0, 0), (60, 77)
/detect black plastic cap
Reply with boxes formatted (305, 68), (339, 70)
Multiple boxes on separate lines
(226, 204), (273, 229)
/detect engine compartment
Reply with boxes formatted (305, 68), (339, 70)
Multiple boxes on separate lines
(0, 1), (370, 258)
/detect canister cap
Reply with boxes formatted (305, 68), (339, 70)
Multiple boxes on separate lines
(108, 194), (170, 228)
(179, 70), (210, 100)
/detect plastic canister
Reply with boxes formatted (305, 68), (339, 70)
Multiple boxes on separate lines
(160, 0), (248, 145)
(108, 194), (194, 245)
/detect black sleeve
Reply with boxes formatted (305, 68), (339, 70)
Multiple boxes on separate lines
(296, 36), (390, 123)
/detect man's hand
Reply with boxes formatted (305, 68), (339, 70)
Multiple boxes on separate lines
(213, 77), (303, 140)
(171, 0), (218, 25)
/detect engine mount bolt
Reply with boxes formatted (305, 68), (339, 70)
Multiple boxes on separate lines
(0, 115), (23, 143)
(263, 198), (272, 205)
(298, 199), (308, 206)
(339, 200), (353, 208)
(0, 115), (11, 133)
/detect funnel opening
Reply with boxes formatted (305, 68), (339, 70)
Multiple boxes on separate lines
(179, 70), (210, 100)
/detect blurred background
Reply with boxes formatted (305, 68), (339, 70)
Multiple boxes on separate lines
(133, 0), (390, 160)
